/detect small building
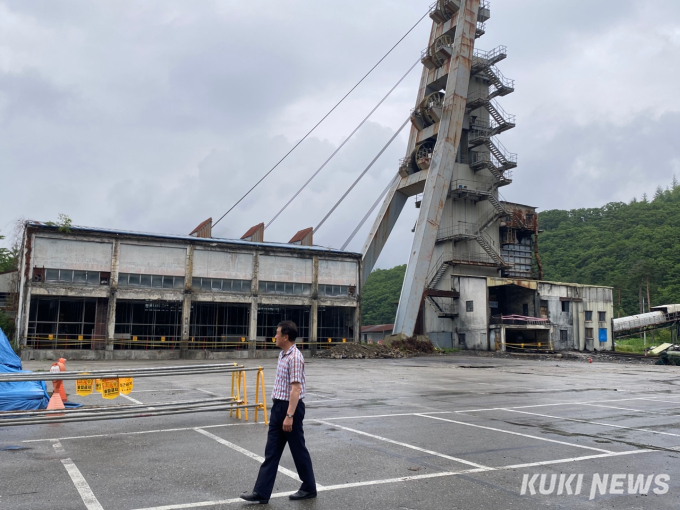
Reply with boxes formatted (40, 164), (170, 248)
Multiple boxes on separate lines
(424, 275), (614, 352)
(361, 324), (393, 343)
(15, 221), (361, 360)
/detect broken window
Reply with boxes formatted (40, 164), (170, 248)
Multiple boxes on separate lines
(118, 273), (186, 290)
(189, 302), (249, 350)
(466, 301), (474, 312)
(114, 300), (182, 349)
(256, 305), (310, 343)
(561, 301), (570, 313)
(560, 329), (568, 342)
(258, 281), (311, 296)
(585, 311), (593, 322)
(318, 284), (350, 297)
(598, 311), (606, 322)
(586, 328), (594, 340)
(27, 297), (99, 349)
(318, 306), (353, 344)
(522, 303), (529, 316)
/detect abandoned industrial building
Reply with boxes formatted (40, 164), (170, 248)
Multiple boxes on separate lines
(14, 220), (361, 360)
(9, 0), (618, 359)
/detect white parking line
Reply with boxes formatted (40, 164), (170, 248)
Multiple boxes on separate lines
(61, 458), (104, 510)
(581, 403), (665, 414)
(23, 422), (255, 443)
(120, 393), (145, 405)
(129, 449), (654, 510)
(193, 428), (327, 488)
(51, 439), (65, 453)
(313, 419), (491, 470)
(416, 414), (613, 453)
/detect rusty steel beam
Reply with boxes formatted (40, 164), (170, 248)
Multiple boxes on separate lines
(393, 0), (480, 337)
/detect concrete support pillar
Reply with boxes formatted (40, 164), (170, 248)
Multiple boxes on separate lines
(180, 245), (194, 359)
(310, 256), (319, 355)
(105, 240), (120, 351)
(353, 303), (361, 344)
(310, 300), (318, 354)
(249, 298), (258, 357)
(249, 253), (259, 357)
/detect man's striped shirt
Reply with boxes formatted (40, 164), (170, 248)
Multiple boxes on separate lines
(272, 344), (306, 400)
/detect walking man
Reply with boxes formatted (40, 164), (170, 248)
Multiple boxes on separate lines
(241, 320), (317, 504)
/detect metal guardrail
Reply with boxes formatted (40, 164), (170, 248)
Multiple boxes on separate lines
(0, 363), (269, 427)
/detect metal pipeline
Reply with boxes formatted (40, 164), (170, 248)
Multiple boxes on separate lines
(0, 365), (262, 383)
(0, 396), (238, 417)
(0, 402), (262, 427)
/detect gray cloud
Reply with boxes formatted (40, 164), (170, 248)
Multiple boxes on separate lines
(1, 0), (679, 270)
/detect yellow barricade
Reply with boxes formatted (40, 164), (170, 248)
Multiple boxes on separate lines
(230, 368), (268, 425)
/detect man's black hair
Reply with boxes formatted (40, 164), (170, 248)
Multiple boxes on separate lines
(278, 320), (298, 342)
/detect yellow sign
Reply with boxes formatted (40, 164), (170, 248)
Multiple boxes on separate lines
(133, 336), (138, 342)
(241, 337), (246, 342)
(78, 335), (83, 340)
(161, 336), (166, 342)
(76, 377), (93, 396)
(272, 338), (276, 343)
(327, 338), (332, 343)
(342, 338), (346, 343)
(95, 379), (102, 393)
(101, 378), (120, 399)
(48, 334), (53, 340)
(119, 378), (133, 395)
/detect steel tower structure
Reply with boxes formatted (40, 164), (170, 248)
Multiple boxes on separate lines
(361, 0), (520, 337)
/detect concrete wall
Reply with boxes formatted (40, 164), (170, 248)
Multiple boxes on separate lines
(259, 255), (312, 283)
(33, 238), (112, 271)
(453, 276), (489, 350)
(192, 250), (253, 280)
(119, 244), (186, 276)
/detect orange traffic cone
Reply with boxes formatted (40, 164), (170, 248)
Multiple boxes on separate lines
(51, 362), (67, 402)
(46, 392), (65, 416)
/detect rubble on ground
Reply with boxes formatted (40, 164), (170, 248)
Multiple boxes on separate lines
(313, 343), (405, 359)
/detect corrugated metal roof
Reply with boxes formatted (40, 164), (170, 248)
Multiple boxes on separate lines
(26, 222), (361, 257)
(289, 227), (313, 244)
(189, 217), (212, 236)
(241, 223), (264, 239)
(361, 324), (394, 333)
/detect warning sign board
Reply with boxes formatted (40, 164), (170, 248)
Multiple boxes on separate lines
(119, 378), (133, 395)
(101, 378), (120, 399)
(95, 379), (102, 393)
(76, 378), (94, 396)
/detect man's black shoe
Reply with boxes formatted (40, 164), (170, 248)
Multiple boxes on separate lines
(240, 491), (269, 504)
(289, 490), (317, 500)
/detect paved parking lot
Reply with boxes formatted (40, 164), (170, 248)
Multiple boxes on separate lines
(2, 355), (680, 509)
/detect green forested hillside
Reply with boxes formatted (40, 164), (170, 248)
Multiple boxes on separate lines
(361, 265), (406, 325)
(539, 180), (680, 316)
(361, 180), (680, 324)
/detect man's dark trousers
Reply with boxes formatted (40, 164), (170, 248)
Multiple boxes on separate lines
(253, 399), (316, 499)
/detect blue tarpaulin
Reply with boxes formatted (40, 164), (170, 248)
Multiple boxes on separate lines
(0, 328), (50, 411)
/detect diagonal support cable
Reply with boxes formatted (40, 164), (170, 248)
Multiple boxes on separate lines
(340, 175), (398, 251)
(314, 117), (410, 234)
(266, 60), (419, 229)
(212, 9), (430, 229)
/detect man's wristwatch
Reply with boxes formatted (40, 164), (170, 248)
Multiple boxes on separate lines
(286, 414), (294, 418)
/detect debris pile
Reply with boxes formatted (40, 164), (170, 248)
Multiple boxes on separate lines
(390, 337), (435, 354)
(314, 343), (405, 359)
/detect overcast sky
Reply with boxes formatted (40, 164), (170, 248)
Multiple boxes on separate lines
(2, 0), (679, 269)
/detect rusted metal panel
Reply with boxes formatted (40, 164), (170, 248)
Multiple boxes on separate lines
(393, 0), (481, 337)
(487, 277), (537, 290)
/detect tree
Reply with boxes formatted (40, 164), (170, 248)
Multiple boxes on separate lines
(0, 233), (18, 272)
(653, 186), (664, 201)
(673, 175), (679, 190)
(45, 213), (73, 233)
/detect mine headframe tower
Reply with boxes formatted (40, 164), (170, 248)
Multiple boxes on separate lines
(361, 0), (527, 337)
